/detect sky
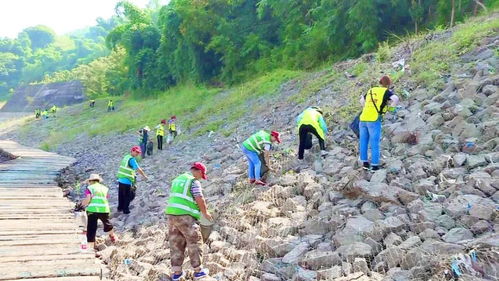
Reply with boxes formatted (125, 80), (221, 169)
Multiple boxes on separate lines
(0, 0), (150, 39)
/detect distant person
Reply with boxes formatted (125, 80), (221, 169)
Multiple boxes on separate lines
(34, 109), (41, 119)
(165, 162), (212, 281)
(50, 105), (58, 117)
(41, 110), (49, 119)
(89, 100), (95, 108)
(107, 99), (114, 111)
(155, 119), (166, 150)
(80, 174), (116, 251)
(116, 146), (148, 214)
(359, 75), (399, 171)
(296, 106), (328, 160)
(167, 116), (177, 144)
(138, 126), (150, 159)
(241, 130), (281, 186)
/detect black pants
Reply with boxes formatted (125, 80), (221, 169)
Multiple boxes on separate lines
(117, 182), (132, 213)
(86, 212), (113, 242)
(170, 130), (177, 139)
(157, 135), (163, 150)
(298, 124), (325, 159)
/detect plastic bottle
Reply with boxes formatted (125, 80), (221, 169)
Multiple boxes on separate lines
(80, 232), (88, 253)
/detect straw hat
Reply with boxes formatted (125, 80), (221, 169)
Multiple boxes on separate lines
(87, 174), (103, 182)
(143, 126), (151, 131)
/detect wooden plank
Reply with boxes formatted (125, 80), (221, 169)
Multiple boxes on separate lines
(0, 140), (99, 280)
(0, 267), (100, 280)
(0, 244), (86, 257)
(6, 276), (103, 281)
(0, 253), (95, 263)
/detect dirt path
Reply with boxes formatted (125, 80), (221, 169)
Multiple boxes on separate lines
(0, 140), (104, 281)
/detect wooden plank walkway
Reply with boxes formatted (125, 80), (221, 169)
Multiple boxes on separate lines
(0, 140), (103, 281)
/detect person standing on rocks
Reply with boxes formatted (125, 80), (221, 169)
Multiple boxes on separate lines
(296, 106), (328, 160)
(116, 146), (149, 214)
(168, 115), (178, 144)
(155, 119), (166, 150)
(241, 130), (281, 186)
(80, 174), (116, 251)
(165, 162), (212, 281)
(358, 75), (399, 171)
(139, 126), (150, 159)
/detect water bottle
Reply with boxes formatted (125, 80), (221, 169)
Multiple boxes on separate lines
(80, 232), (88, 253)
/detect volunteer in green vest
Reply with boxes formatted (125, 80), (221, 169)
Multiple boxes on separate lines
(241, 130), (281, 186)
(165, 162), (212, 281)
(107, 99), (115, 111)
(81, 174), (116, 250)
(168, 115), (177, 144)
(155, 120), (166, 150)
(116, 146), (148, 214)
(359, 75), (399, 171)
(41, 110), (49, 119)
(296, 106), (328, 159)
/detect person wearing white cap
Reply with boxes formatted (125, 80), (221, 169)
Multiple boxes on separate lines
(81, 174), (116, 251)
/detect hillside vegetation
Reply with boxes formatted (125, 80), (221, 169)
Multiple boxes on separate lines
(36, 0), (499, 99)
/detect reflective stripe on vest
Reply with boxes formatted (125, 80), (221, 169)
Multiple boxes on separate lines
(165, 173), (201, 220)
(86, 183), (110, 213)
(156, 125), (165, 136)
(242, 131), (271, 153)
(359, 87), (388, 122)
(297, 109), (325, 140)
(116, 154), (136, 183)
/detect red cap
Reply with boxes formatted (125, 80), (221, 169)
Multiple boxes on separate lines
(191, 162), (207, 180)
(161, 119), (166, 124)
(131, 145), (142, 154)
(171, 115), (176, 120)
(271, 131), (281, 143)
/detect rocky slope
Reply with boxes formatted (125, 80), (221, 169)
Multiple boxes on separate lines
(1, 14), (498, 281)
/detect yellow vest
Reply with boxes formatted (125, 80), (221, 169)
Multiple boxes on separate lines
(169, 122), (176, 131)
(359, 87), (388, 122)
(156, 124), (165, 136)
(297, 109), (325, 140)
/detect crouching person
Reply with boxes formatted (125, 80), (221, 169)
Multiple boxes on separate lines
(165, 162), (213, 281)
(81, 174), (116, 252)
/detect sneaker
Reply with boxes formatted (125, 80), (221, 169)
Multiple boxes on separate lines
(371, 165), (380, 171)
(194, 269), (209, 280)
(172, 272), (185, 281)
(320, 150), (328, 157)
(254, 180), (266, 186)
(249, 179), (255, 184)
(362, 162), (370, 170)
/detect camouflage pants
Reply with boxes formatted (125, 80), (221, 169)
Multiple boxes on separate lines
(168, 215), (203, 272)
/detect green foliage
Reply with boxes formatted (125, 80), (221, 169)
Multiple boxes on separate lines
(0, 18), (117, 98)
(37, 48), (127, 98)
(22, 25), (56, 50)
(105, 0), (498, 96)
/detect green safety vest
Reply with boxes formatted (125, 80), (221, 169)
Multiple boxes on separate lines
(359, 87), (388, 122)
(116, 154), (136, 183)
(108, 101), (113, 107)
(242, 130), (271, 153)
(156, 124), (165, 136)
(86, 183), (110, 213)
(297, 109), (325, 140)
(165, 173), (201, 220)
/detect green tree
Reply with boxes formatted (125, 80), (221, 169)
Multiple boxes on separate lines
(22, 25), (56, 50)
